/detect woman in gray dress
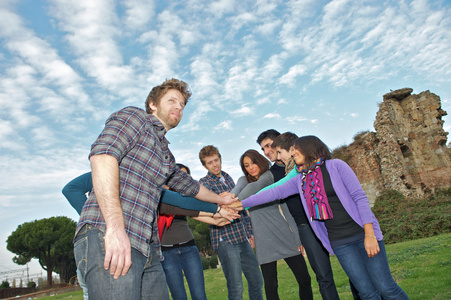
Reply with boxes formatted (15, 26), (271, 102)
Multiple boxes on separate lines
(231, 150), (313, 300)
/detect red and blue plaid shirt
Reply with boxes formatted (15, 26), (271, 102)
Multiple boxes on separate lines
(75, 106), (200, 258)
(199, 171), (253, 251)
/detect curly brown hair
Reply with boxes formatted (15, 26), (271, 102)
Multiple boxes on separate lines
(145, 78), (192, 114)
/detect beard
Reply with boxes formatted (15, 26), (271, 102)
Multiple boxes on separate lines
(155, 109), (181, 129)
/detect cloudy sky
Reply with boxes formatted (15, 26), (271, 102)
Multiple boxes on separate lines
(1, 0), (450, 277)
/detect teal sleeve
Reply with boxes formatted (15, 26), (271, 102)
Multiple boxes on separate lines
(62, 172), (92, 215)
(160, 189), (218, 213)
(257, 168), (298, 194)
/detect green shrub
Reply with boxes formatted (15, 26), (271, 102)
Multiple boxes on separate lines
(209, 254), (218, 268)
(331, 144), (353, 164)
(27, 281), (37, 288)
(0, 280), (10, 289)
(373, 189), (451, 244)
(201, 257), (210, 270)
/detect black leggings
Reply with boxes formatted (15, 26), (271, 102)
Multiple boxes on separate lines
(260, 254), (313, 300)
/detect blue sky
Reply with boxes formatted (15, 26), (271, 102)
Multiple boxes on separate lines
(1, 0), (450, 276)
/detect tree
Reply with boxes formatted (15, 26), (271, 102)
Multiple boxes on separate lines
(188, 218), (213, 255)
(6, 216), (77, 287)
(0, 280), (10, 289)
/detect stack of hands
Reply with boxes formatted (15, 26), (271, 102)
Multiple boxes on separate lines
(218, 192), (244, 215)
(219, 192), (244, 211)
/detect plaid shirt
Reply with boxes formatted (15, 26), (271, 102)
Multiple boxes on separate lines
(75, 106), (200, 258)
(199, 171), (253, 251)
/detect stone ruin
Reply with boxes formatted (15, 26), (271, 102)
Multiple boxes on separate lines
(334, 88), (451, 205)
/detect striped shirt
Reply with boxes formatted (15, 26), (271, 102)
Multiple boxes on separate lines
(75, 106), (200, 258)
(199, 171), (253, 251)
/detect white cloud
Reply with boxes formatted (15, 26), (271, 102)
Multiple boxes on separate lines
(209, 0), (236, 17)
(286, 116), (308, 124)
(178, 100), (214, 132)
(122, 0), (155, 29)
(48, 0), (139, 95)
(231, 12), (257, 30)
(263, 113), (281, 119)
(232, 106), (254, 117)
(256, 19), (282, 35)
(214, 120), (233, 131)
(279, 64), (307, 86)
(278, 98), (288, 104)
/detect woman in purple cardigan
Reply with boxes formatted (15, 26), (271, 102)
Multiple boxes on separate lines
(234, 136), (408, 300)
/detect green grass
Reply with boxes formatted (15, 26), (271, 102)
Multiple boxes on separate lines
(37, 233), (451, 300)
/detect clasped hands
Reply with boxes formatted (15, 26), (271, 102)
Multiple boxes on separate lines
(219, 192), (244, 212)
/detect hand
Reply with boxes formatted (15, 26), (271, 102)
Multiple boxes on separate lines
(212, 217), (232, 226)
(226, 200), (244, 210)
(219, 193), (238, 205)
(248, 235), (255, 249)
(364, 236), (380, 257)
(298, 245), (305, 256)
(218, 206), (241, 221)
(104, 226), (132, 279)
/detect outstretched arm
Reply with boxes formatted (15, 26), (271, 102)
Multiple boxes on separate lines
(237, 171), (274, 201)
(257, 168), (298, 194)
(62, 172), (92, 215)
(161, 189), (218, 213)
(195, 184), (237, 205)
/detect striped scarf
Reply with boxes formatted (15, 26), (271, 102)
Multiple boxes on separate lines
(297, 158), (333, 220)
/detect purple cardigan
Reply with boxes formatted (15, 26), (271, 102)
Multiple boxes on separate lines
(241, 159), (383, 255)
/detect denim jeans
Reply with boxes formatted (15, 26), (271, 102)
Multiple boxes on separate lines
(76, 268), (89, 300)
(333, 239), (409, 300)
(74, 224), (170, 300)
(216, 240), (264, 300)
(297, 223), (339, 300)
(161, 245), (207, 300)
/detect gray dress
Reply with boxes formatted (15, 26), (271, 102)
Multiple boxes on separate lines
(232, 171), (302, 265)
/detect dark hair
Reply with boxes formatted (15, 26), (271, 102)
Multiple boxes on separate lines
(271, 132), (298, 151)
(292, 136), (332, 167)
(176, 163), (191, 175)
(240, 150), (271, 183)
(256, 129), (281, 145)
(145, 78), (192, 114)
(199, 145), (221, 165)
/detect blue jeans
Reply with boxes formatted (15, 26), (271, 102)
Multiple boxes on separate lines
(74, 224), (170, 300)
(161, 245), (207, 300)
(297, 223), (339, 300)
(216, 240), (264, 300)
(333, 239), (409, 300)
(76, 268), (89, 300)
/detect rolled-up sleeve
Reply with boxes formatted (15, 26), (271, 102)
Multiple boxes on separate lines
(89, 107), (146, 161)
(166, 167), (200, 197)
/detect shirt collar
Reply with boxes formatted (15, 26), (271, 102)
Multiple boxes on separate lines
(207, 171), (224, 180)
(147, 113), (167, 141)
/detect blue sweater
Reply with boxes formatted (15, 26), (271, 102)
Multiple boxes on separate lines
(62, 172), (218, 215)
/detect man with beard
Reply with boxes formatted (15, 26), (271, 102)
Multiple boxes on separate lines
(73, 78), (236, 300)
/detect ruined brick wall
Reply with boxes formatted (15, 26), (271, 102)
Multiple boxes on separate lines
(338, 132), (384, 206)
(338, 88), (450, 204)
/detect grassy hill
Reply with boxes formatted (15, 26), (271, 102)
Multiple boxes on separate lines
(36, 233), (451, 300)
